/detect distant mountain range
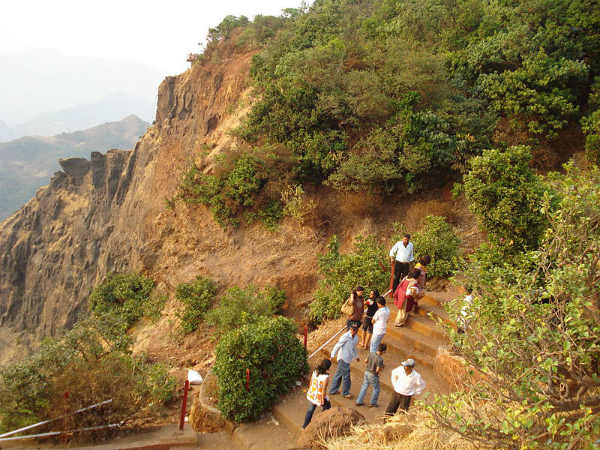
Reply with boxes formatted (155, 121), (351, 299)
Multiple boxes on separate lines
(0, 92), (156, 142)
(0, 115), (149, 220)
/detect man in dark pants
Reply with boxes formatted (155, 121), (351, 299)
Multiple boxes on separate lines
(389, 234), (414, 293)
(385, 359), (426, 417)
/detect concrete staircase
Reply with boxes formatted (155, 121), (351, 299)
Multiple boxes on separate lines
(271, 292), (451, 443)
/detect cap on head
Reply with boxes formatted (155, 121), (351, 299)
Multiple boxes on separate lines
(401, 358), (415, 367)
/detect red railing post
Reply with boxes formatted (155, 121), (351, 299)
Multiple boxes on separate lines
(303, 324), (308, 351)
(179, 380), (190, 431)
(245, 368), (250, 391)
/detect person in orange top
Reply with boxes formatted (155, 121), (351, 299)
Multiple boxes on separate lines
(303, 359), (332, 428)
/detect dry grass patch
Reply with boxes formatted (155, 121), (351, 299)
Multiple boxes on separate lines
(322, 406), (476, 450)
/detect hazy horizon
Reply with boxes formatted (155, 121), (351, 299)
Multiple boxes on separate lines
(0, 0), (308, 129)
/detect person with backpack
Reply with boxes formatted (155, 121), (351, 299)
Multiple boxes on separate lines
(356, 343), (386, 407)
(329, 323), (360, 399)
(303, 359), (332, 428)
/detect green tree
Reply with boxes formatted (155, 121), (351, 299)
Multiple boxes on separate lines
(428, 164), (600, 449)
(214, 316), (308, 422)
(463, 146), (549, 251)
(412, 215), (461, 278)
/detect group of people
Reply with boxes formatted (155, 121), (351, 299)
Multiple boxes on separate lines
(302, 234), (428, 428)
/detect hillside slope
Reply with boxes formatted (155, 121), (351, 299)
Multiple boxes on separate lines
(0, 38), (478, 365)
(0, 115), (149, 220)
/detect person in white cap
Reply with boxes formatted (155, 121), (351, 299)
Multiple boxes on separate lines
(385, 358), (426, 416)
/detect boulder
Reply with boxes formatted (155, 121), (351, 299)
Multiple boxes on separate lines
(296, 406), (365, 449)
(188, 392), (227, 433)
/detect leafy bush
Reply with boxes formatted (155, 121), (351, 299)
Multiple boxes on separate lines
(0, 314), (175, 435)
(463, 146), (549, 252)
(429, 164), (600, 449)
(176, 277), (217, 334)
(582, 77), (600, 165)
(582, 109), (600, 165)
(206, 285), (286, 335)
(214, 316), (308, 422)
(144, 362), (177, 405)
(478, 49), (588, 138)
(411, 215), (461, 278)
(143, 290), (167, 323)
(179, 152), (288, 228)
(281, 184), (316, 224)
(310, 235), (388, 323)
(89, 273), (154, 327)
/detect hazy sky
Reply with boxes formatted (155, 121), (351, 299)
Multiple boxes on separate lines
(1, 0), (306, 75)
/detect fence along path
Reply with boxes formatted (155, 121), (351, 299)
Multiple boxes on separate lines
(271, 291), (452, 440)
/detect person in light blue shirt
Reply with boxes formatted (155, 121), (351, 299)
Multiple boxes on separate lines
(329, 323), (360, 398)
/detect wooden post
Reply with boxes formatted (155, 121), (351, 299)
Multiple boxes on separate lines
(179, 380), (190, 431)
(303, 324), (308, 351)
(245, 368), (250, 391)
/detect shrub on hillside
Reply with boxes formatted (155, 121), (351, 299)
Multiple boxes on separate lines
(411, 215), (461, 278)
(582, 78), (600, 165)
(214, 316), (308, 422)
(176, 276), (217, 334)
(0, 314), (175, 435)
(463, 146), (549, 252)
(89, 273), (154, 327)
(205, 285), (286, 335)
(310, 235), (388, 323)
(429, 164), (600, 449)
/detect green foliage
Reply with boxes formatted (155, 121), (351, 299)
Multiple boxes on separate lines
(0, 314), (175, 434)
(191, 0), (599, 225)
(144, 362), (177, 405)
(175, 277), (217, 334)
(214, 316), (308, 422)
(411, 215), (461, 278)
(207, 15), (250, 43)
(463, 146), (549, 252)
(281, 184), (316, 224)
(582, 77), (600, 165)
(179, 153), (286, 228)
(310, 235), (388, 323)
(143, 291), (167, 323)
(430, 164), (600, 449)
(89, 273), (155, 327)
(478, 49), (587, 138)
(206, 285), (286, 335)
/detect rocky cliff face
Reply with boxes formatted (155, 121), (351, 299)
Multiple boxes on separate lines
(0, 43), (262, 362)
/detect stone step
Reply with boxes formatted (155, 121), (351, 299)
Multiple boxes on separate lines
(417, 302), (452, 325)
(404, 315), (447, 341)
(382, 324), (445, 358)
(419, 294), (441, 308)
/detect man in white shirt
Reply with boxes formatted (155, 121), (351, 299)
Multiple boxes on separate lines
(385, 359), (426, 416)
(389, 234), (414, 293)
(369, 297), (390, 353)
(329, 323), (360, 398)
